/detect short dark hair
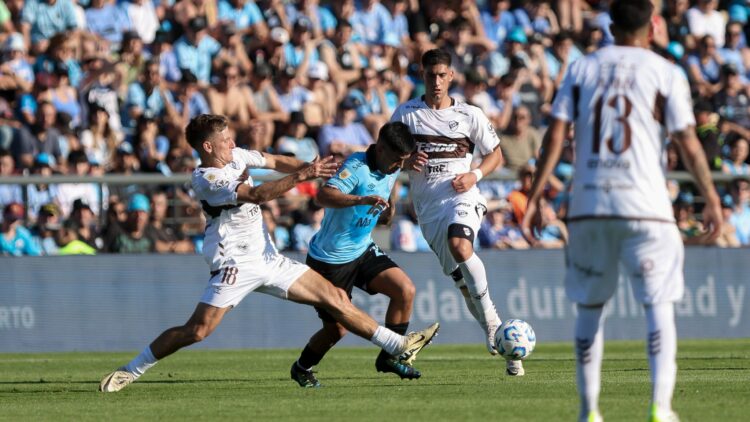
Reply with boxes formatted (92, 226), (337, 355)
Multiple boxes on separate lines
(421, 49), (451, 68)
(378, 122), (415, 155)
(610, 0), (653, 33)
(185, 114), (229, 151)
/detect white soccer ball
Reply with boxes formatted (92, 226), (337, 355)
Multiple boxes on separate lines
(495, 319), (536, 361)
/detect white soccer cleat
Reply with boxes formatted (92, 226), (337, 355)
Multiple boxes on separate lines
(399, 322), (440, 365)
(99, 368), (136, 393)
(649, 405), (679, 422)
(505, 359), (525, 376)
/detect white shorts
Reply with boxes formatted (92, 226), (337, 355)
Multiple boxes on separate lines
(420, 199), (487, 275)
(565, 219), (684, 306)
(200, 254), (310, 308)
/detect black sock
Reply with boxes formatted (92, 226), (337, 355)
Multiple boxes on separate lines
(377, 322), (410, 360)
(297, 345), (325, 371)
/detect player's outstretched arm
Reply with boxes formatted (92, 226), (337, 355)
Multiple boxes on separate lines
(671, 128), (723, 241)
(262, 153), (312, 173)
(237, 156), (340, 204)
(317, 185), (389, 215)
(521, 118), (569, 244)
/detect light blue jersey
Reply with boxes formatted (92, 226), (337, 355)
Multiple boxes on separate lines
(308, 147), (398, 264)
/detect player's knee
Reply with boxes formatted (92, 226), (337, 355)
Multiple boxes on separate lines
(323, 286), (351, 313)
(400, 280), (416, 303)
(324, 323), (348, 341)
(448, 240), (473, 261)
(186, 324), (213, 343)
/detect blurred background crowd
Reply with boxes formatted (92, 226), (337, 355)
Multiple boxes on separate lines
(1, 0), (749, 256)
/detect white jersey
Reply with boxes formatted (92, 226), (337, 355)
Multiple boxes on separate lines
(390, 97), (500, 223)
(192, 148), (276, 272)
(552, 45), (695, 222)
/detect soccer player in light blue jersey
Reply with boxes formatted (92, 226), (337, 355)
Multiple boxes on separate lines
(290, 122), (425, 387)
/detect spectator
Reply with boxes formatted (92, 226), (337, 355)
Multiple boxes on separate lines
(173, 69), (210, 123)
(25, 152), (59, 220)
(276, 66), (314, 115)
(1, 32), (34, 93)
(11, 101), (65, 169)
(508, 164), (534, 224)
(693, 100), (722, 170)
(347, 67), (392, 137)
(262, 205), (290, 251)
(0, 149), (22, 209)
(480, 0), (515, 48)
(686, 0), (726, 48)
(666, 0), (695, 51)
(532, 198), (568, 249)
(478, 199), (528, 250)
(67, 197), (101, 250)
(455, 68), (502, 128)
(20, 0), (78, 52)
(500, 105), (542, 172)
(114, 31), (147, 94)
(713, 63), (750, 139)
(133, 115), (169, 173)
(107, 193), (157, 253)
(123, 0), (160, 45)
(292, 199), (323, 252)
(545, 31), (581, 88)
(30, 202), (62, 255)
(124, 59), (176, 129)
(84, 0), (131, 48)
(145, 190), (194, 253)
(722, 136), (750, 176)
(317, 20), (363, 91)
(78, 59), (122, 133)
(719, 21), (747, 78)
(173, 16), (221, 86)
(303, 60), (336, 126)
(284, 16), (318, 72)
(390, 201), (430, 252)
(276, 111), (318, 163)
(80, 104), (119, 167)
(729, 177), (750, 245)
(56, 149), (99, 216)
(674, 192), (705, 245)
(317, 96), (372, 158)
(688, 35), (723, 97)
(217, 0), (266, 38)
(248, 62), (287, 143)
(173, 0), (219, 31)
(0, 202), (41, 255)
(716, 194), (741, 247)
(150, 30), (182, 84)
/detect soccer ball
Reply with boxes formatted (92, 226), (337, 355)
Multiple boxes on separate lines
(495, 319), (536, 361)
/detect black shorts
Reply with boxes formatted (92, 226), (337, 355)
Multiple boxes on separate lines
(307, 243), (399, 322)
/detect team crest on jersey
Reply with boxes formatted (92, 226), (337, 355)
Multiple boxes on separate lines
(339, 169), (351, 179)
(448, 121), (459, 131)
(230, 161), (240, 170)
(204, 173), (217, 182)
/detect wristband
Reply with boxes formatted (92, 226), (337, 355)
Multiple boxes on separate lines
(471, 169), (483, 182)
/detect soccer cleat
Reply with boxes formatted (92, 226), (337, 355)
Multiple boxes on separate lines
(579, 410), (603, 422)
(505, 359), (525, 376)
(649, 405), (679, 422)
(485, 320), (500, 355)
(398, 322), (440, 365)
(290, 362), (321, 388)
(375, 354), (421, 380)
(99, 368), (136, 392)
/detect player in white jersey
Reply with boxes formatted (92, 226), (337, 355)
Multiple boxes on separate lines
(390, 49), (524, 376)
(98, 114), (440, 393)
(521, 2), (722, 421)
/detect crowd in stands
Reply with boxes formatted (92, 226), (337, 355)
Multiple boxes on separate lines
(1, 0), (750, 256)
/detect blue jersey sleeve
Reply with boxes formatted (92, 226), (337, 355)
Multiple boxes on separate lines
(325, 154), (364, 194)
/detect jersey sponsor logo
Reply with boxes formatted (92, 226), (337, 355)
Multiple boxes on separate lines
(367, 183), (376, 190)
(355, 217), (373, 227)
(426, 163), (448, 175)
(413, 134), (474, 159)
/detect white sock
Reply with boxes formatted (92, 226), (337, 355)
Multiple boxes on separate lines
(124, 346), (158, 378)
(575, 305), (605, 417)
(458, 254), (499, 324)
(645, 302), (677, 411)
(459, 284), (484, 325)
(370, 326), (406, 356)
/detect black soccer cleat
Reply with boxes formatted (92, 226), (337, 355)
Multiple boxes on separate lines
(375, 354), (422, 380)
(290, 362), (322, 388)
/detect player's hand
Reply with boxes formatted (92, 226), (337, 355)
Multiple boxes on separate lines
(700, 198), (723, 244)
(404, 151), (428, 172)
(520, 200), (542, 247)
(451, 172), (478, 193)
(360, 195), (389, 215)
(301, 156), (340, 181)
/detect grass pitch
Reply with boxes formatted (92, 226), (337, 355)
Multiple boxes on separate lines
(1, 339), (748, 421)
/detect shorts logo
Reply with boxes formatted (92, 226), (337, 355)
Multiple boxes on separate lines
(463, 227), (471, 237)
(448, 121), (459, 131)
(639, 259), (655, 276)
(339, 169), (351, 180)
(456, 210), (468, 217)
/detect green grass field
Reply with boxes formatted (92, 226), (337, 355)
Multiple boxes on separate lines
(1, 339), (748, 421)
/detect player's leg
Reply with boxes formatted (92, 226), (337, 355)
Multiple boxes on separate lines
(99, 303), (230, 392)
(447, 224), (502, 352)
(451, 268), (482, 323)
(620, 221), (684, 422)
(367, 266), (421, 379)
(566, 220), (621, 421)
(286, 268), (439, 362)
(292, 320), (347, 387)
